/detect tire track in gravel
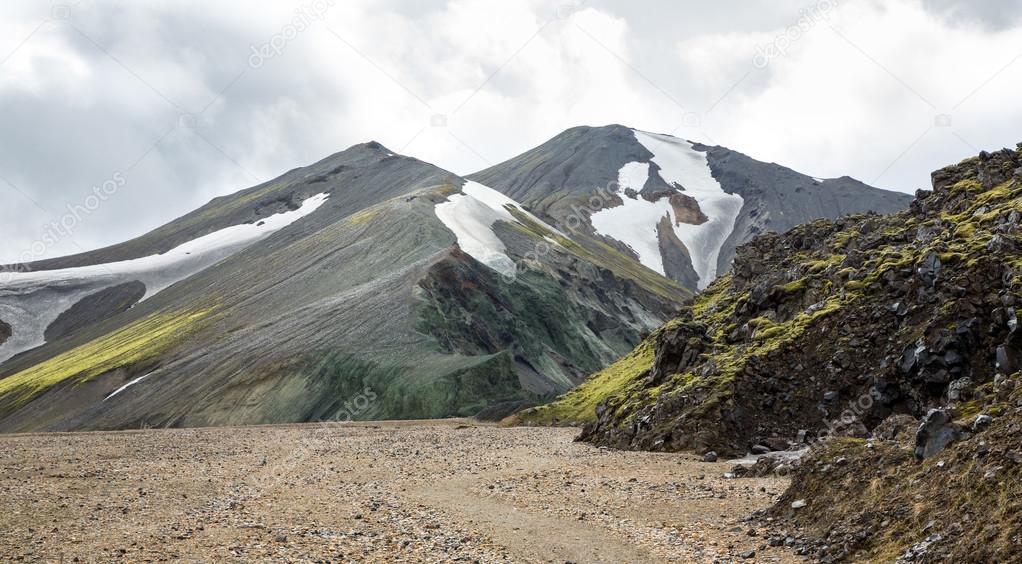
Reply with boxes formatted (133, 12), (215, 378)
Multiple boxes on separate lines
(407, 463), (655, 563)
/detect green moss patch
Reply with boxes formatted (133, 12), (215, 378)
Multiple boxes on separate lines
(518, 339), (655, 426)
(0, 308), (215, 408)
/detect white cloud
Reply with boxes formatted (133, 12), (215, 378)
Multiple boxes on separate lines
(675, 0), (1022, 189)
(0, 0), (1019, 263)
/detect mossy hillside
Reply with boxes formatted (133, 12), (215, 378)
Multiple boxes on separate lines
(588, 284), (846, 451)
(574, 145), (1022, 455)
(775, 388), (1022, 562)
(265, 349), (530, 422)
(343, 205), (384, 227)
(0, 307), (215, 410)
(518, 338), (655, 425)
(545, 145), (1022, 559)
(415, 251), (623, 394)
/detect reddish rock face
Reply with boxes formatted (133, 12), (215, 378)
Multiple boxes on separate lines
(0, 320), (10, 346)
(669, 192), (709, 226)
(640, 189), (709, 226)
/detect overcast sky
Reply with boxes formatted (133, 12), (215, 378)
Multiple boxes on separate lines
(1, 0), (1020, 263)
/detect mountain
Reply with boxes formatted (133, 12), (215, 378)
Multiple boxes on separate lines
(521, 144), (1022, 561)
(0, 142), (687, 432)
(0, 125), (912, 433)
(470, 125), (913, 290)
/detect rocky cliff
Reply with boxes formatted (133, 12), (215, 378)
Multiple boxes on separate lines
(522, 143), (1022, 561)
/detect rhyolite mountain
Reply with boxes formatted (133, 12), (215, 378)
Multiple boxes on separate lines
(0, 141), (689, 432)
(522, 144), (1022, 561)
(0, 125), (910, 432)
(471, 124), (912, 289)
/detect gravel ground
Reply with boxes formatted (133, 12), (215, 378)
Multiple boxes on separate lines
(0, 420), (802, 563)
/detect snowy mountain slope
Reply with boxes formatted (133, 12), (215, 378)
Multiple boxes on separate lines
(0, 142), (686, 432)
(0, 194), (328, 364)
(0, 125), (914, 433)
(469, 125), (914, 291)
(589, 130), (744, 288)
(434, 181), (564, 278)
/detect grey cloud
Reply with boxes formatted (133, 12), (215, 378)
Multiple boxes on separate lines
(1, 0), (1020, 263)
(922, 0), (1022, 29)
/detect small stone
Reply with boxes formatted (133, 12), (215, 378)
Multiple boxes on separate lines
(947, 378), (974, 402)
(703, 451), (718, 463)
(791, 499), (807, 509)
(763, 437), (790, 451)
(751, 445), (771, 455)
(740, 550), (756, 559)
(915, 408), (968, 459)
(973, 414), (993, 431)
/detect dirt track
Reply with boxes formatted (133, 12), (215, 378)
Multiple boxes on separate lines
(0, 420), (802, 562)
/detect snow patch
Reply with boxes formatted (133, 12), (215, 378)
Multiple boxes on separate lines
(617, 161), (650, 191)
(589, 130), (744, 289)
(434, 181), (559, 277)
(4, 193), (329, 294)
(590, 165), (671, 275)
(104, 373), (152, 401)
(0, 193), (329, 364)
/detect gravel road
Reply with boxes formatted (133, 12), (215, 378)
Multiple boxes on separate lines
(0, 420), (801, 562)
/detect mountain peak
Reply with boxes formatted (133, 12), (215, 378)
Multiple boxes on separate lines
(354, 140), (394, 154)
(470, 125), (912, 290)
(308, 141), (399, 170)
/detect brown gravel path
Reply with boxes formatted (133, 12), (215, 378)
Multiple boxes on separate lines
(0, 420), (803, 563)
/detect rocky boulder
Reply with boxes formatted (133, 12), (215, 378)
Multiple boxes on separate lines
(914, 408), (969, 459)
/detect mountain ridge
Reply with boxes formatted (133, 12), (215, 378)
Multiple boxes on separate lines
(0, 137), (684, 431)
(1, 125), (913, 433)
(470, 124), (913, 290)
